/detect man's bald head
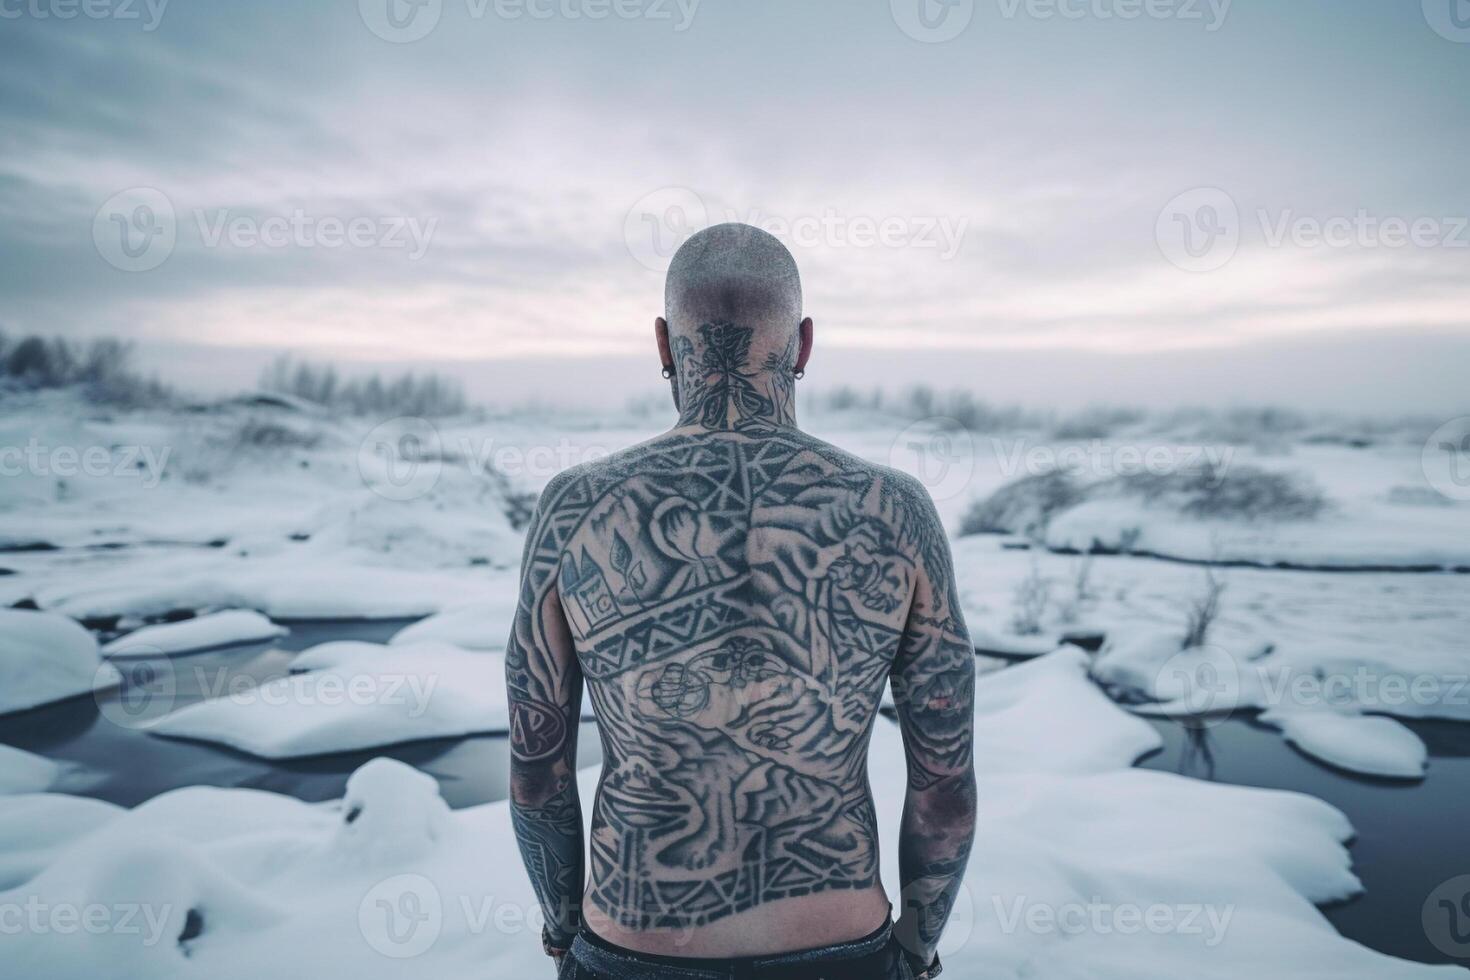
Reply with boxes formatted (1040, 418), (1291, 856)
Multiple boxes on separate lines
(664, 223), (803, 344)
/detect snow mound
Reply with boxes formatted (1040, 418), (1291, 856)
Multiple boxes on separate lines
(147, 640), (592, 758)
(0, 745), (64, 795)
(102, 610), (288, 657)
(333, 758), (451, 862)
(1261, 709), (1428, 779)
(0, 794), (123, 891)
(0, 609), (121, 715)
(389, 599), (515, 650)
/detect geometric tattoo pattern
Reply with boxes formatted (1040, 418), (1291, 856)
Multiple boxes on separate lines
(507, 321), (976, 945)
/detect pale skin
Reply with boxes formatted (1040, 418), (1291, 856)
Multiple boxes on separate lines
(507, 308), (976, 973)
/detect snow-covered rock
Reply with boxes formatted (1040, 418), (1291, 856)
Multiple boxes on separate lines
(0, 609), (121, 715)
(103, 610), (288, 657)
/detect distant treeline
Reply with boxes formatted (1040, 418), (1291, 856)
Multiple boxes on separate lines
(259, 356), (469, 418)
(0, 331), (172, 407)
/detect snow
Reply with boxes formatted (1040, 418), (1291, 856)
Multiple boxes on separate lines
(0, 745), (63, 795)
(0, 609), (121, 715)
(388, 598), (515, 650)
(0, 793), (123, 890)
(102, 610), (287, 657)
(145, 639), (593, 759)
(146, 641), (510, 758)
(2, 649), (1462, 979)
(1260, 709), (1429, 780)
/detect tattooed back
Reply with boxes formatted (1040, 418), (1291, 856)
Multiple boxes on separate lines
(524, 424), (959, 953)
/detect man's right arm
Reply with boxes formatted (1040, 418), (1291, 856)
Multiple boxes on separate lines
(889, 483), (977, 977)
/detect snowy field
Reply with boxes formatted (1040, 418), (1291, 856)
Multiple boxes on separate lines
(2, 388), (1469, 977)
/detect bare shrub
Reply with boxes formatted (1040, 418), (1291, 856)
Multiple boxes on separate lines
(1181, 569), (1226, 649)
(959, 469), (1082, 539)
(260, 356), (468, 418)
(1105, 463), (1327, 521)
(0, 332), (172, 407)
(1010, 560), (1051, 636)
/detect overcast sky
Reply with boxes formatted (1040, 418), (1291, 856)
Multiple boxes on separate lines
(2, 0), (1467, 410)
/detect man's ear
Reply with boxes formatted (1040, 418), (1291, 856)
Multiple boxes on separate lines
(655, 317), (673, 371)
(795, 317), (814, 373)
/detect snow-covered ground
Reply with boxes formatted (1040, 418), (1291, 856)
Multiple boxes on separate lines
(2, 389), (1468, 975)
(4, 650), (1462, 979)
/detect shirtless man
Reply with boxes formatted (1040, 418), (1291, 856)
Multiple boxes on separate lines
(507, 223), (977, 980)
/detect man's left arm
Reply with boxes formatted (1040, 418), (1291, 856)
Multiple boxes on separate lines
(506, 485), (585, 961)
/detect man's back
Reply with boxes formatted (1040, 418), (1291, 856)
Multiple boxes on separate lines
(507, 223), (975, 977)
(540, 424), (948, 951)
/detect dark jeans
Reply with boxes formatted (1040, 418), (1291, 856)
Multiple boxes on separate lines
(559, 921), (918, 980)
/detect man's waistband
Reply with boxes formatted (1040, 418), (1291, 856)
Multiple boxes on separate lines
(568, 919), (897, 980)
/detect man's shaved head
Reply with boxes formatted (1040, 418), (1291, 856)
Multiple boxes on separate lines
(664, 223), (803, 343)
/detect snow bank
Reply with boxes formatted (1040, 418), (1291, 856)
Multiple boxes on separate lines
(0, 609), (121, 715)
(0, 745), (64, 795)
(0, 793), (123, 891)
(30, 547), (495, 622)
(102, 610), (287, 657)
(1261, 709), (1428, 780)
(146, 639), (590, 758)
(146, 642), (509, 758)
(389, 599), (515, 650)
